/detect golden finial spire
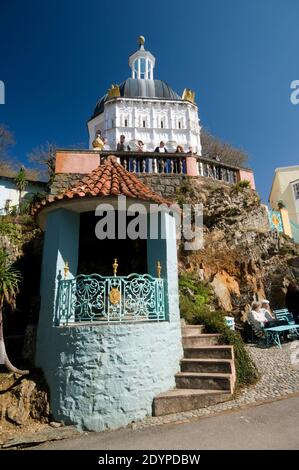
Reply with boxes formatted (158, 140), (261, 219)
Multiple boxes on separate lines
(138, 35), (145, 47)
(156, 261), (162, 278)
(113, 258), (118, 277)
(64, 261), (69, 279)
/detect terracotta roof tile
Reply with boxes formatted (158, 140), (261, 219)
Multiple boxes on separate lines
(33, 155), (172, 215)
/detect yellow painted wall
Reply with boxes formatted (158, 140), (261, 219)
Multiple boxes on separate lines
(269, 166), (299, 224)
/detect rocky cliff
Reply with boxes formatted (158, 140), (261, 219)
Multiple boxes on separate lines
(139, 175), (299, 324)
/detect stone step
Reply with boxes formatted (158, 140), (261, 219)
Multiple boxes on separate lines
(175, 372), (232, 391)
(183, 345), (233, 359)
(182, 334), (220, 347)
(180, 358), (233, 374)
(181, 325), (205, 336)
(153, 389), (231, 416)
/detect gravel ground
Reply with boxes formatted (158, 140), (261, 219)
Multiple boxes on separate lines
(128, 340), (299, 430)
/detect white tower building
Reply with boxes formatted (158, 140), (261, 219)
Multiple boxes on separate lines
(87, 36), (202, 153)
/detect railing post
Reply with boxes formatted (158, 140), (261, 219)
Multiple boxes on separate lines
(186, 155), (199, 176)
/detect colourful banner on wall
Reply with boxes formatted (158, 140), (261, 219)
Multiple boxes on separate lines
(268, 210), (283, 232)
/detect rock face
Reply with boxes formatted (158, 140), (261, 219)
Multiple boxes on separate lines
(0, 372), (50, 427)
(211, 272), (240, 312)
(137, 175), (298, 323)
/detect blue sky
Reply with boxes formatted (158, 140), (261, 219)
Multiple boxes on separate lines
(0, 0), (299, 202)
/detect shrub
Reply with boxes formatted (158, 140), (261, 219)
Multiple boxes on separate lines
(0, 220), (23, 246)
(179, 273), (259, 388)
(232, 180), (251, 192)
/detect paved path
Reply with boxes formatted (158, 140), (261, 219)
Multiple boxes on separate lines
(33, 396), (299, 450)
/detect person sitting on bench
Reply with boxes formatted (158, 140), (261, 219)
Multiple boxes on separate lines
(249, 300), (288, 332)
(248, 302), (266, 335)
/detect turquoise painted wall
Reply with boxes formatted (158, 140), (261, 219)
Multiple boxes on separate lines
(290, 219), (299, 243)
(36, 208), (182, 431)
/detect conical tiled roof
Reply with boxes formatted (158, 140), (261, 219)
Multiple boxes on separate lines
(33, 156), (172, 215)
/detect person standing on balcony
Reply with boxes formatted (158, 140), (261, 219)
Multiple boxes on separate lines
(103, 137), (110, 151)
(136, 140), (144, 152)
(187, 145), (196, 155)
(175, 145), (183, 153)
(155, 141), (168, 173)
(117, 134), (131, 151)
(154, 141), (168, 153)
(174, 145), (185, 173)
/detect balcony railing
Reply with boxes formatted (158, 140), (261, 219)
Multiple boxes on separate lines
(101, 151), (187, 175)
(99, 151), (239, 183)
(56, 149), (249, 186)
(55, 273), (167, 325)
(198, 160), (237, 184)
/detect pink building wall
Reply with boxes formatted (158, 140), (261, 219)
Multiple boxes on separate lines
(238, 169), (256, 190)
(186, 156), (199, 176)
(55, 150), (100, 174)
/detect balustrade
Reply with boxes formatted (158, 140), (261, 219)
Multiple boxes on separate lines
(56, 273), (166, 325)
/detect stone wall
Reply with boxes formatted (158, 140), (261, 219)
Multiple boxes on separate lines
(51, 173), (85, 195)
(44, 321), (181, 431)
(51, 172), (234, 199)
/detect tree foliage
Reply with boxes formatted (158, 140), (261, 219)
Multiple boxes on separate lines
(14, 167), (28, 213)
(0, 249), (28, 374)
(28, 141), (56, 183)
(201, 129), (248, 168)
(0, 124), (15, 173)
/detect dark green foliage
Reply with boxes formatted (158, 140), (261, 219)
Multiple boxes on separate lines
(0, 215), (40, 246)
(179, 273), (259, 388)
(0, 220), (23, 245)
(233, 180), (251, 192)
(0, 249), (22, 310)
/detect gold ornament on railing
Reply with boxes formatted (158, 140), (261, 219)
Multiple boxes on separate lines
(109, 287), (121, 305)
(64, 261), (69, 279)
(113, 258), (118, 277)
(156, 261), (162, 278)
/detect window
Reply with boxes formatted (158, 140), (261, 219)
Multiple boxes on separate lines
(161, 120), (164, 128)
(143, 120), (146, 128)
(140, 58), (146, 79)
(178, 121), (181, 129)
(124, 119), (128, 127)
(293, 182), (299, 200)
(148, 62), (152, 79)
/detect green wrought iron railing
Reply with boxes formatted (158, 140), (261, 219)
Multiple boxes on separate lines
(55, 273), (167, 325)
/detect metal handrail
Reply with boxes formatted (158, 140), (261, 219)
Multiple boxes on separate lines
(56, 273), (167, 325)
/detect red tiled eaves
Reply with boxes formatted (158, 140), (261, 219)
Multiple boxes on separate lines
(32, 155), (172, 215)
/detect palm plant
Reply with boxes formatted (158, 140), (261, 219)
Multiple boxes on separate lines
(14, 167), (28, 214)
(0, 250), (29, 374)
